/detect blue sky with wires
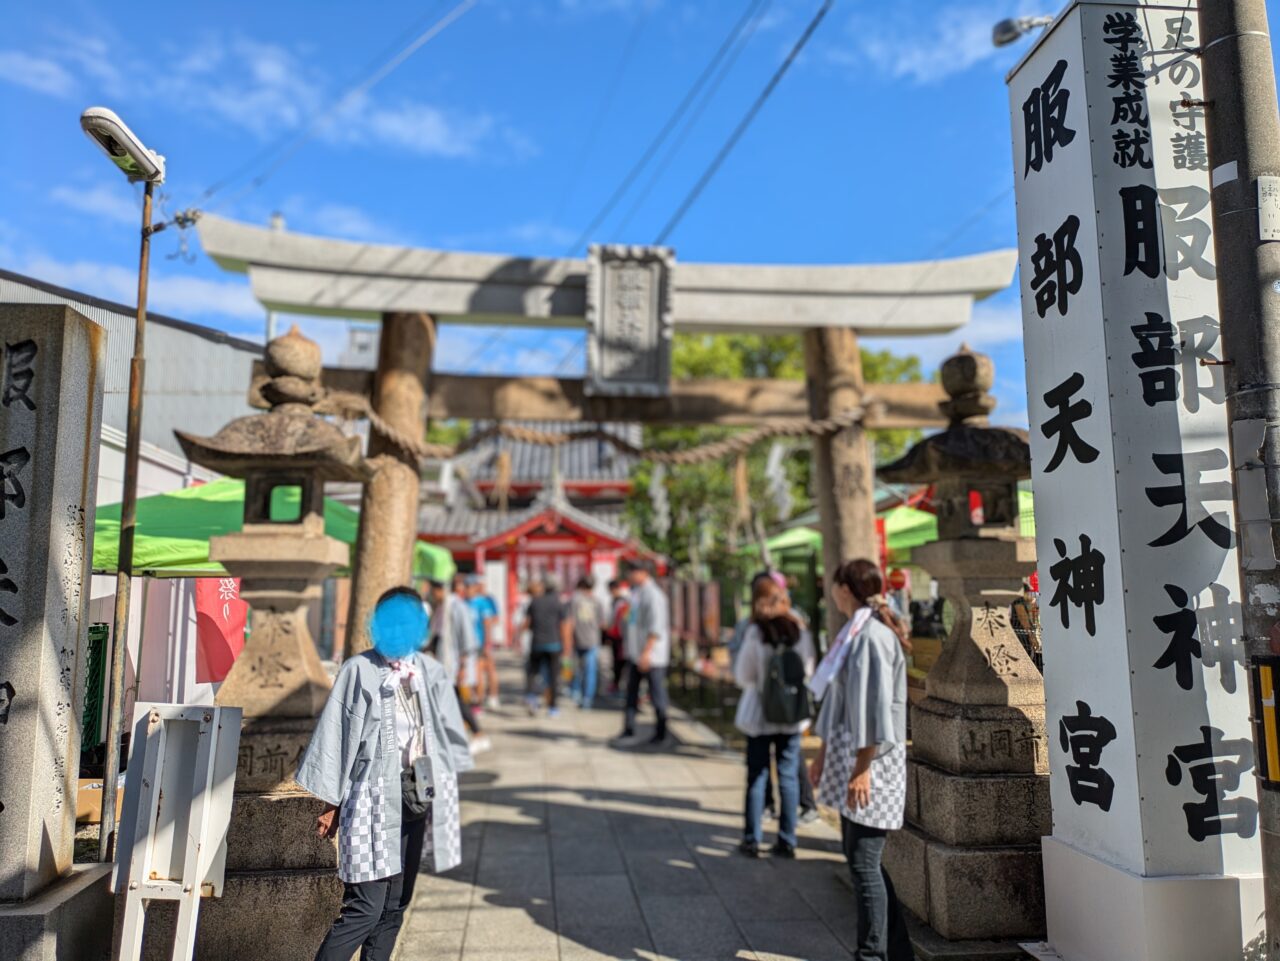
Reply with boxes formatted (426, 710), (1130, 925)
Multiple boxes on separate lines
(4, 0), (1271, 427)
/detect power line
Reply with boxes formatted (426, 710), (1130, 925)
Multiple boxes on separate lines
(196, 0), (477, 210)
(462, 7), (651, 373)
(552, 5), (652, 223)
(868, 185), (1014, 329)
(614, 0), (773, 238)
(654, 0), (833, 245)
(195, 1), (451, 205)
(564, 0), (769, 256)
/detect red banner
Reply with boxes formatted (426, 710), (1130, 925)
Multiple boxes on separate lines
(195, 577), (247, 683)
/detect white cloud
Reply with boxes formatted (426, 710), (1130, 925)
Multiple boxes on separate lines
(177, 37), (319, 138)
(278, 198), (407, 245)
(163, 36), (532, 162)
(20, 254), (262, 320)
(353, 101), (489, 159)
(1, 29), (534, 165)
(47, 32), (127, 96)
(869, 300), (1025, 373)
(49, 184), (140, 226)
(0, 50), (75, 96)
(837, 2), (1040, 85)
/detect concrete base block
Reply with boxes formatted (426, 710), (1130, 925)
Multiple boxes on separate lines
(225, 793), (338, 872)
(137, 870), (343, 961)
(910, 698), (1047, 777)
(0, 863), (114, 961)
(909, 759), (1049, 847)
(233, 719), (318, 794)
(886, 824), (1045, 943)
(904, 907), (1034, 961)
(1043, 836), (1265, 961)
(927, 833), (1044, 941)
(883, 821), (929, 921)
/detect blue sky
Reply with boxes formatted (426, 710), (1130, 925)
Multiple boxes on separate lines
(5, 0), (1275, 428)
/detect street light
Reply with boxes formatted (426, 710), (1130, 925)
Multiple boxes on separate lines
(992, 14), (1055, 47)
(79, 106), (165, 864)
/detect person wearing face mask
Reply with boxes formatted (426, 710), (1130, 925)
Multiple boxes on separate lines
(298, 586), (474, 961)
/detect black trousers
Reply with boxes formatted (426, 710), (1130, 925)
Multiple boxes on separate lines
(840, 817), (914, 961)
(527, 650), (559, 709)
(314, 812), (427, 961)
(623, 665), (669, 739)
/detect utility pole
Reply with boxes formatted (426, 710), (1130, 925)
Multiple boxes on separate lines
(1200, 2), (1280, 955)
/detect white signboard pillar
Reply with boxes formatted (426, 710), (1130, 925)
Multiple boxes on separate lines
(1008, 5), (1263, 960)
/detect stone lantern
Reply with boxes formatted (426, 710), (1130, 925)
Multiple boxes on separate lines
(177, 326), (370, 720)
(878, 345), (1048, 953)
(157, 326), (373, 960)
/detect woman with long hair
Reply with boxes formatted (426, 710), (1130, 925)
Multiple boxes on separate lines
(733, 575), (815, 858)
(809, 559), (913, 961)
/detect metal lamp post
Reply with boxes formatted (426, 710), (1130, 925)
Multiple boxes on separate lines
(79, 107), (166, 862)
(991, 14), (1055, 47)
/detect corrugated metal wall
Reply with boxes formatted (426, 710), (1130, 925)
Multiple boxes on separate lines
(1, 274), (260, 457)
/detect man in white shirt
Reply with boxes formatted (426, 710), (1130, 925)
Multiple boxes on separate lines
(620, 561), (671, 746)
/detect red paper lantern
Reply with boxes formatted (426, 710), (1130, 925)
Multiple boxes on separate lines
(887, 568), (908, 591)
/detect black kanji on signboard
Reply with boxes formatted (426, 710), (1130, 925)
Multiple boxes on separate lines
(2, 340), (36, 412)
(1146, 450), (1234, 549)
(1121, 184), (1161, 279)
(0, 558), (15, 627)
(1023, 59), (1076, 177)
(1030, 215), (1084, 318)
(0, 448), (30, 520)
(1049, 534), (1105, 636)
(1153, 584), (1202, 691)
(1130, 312), (1178, 407)
(1166, 726), (1258, 842)
(1059, 700), (1117, 811)
(1041, 372), (1099, 472)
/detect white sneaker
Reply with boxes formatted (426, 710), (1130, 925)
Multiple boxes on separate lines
(486, 696), (501, 710)
(470, 735), (493, 755)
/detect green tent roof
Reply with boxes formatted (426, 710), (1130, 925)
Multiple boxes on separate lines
(93, 477), (455, 581)
(764, 526), (823, 554)
(759, 490), (1037, 564)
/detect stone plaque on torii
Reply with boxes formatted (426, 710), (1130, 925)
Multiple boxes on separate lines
(197, 214), (1016, 646)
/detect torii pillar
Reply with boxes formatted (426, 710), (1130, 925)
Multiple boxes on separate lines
(345, 311), (435, 655)
(804, 327), (877, 640)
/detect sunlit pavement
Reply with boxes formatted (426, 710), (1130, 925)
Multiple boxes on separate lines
(393, 653), (861, 961)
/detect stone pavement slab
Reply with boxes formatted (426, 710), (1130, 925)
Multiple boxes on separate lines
(393, 654), (859, 961)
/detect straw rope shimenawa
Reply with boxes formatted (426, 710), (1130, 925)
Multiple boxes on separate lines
(317, 389), (882, 467)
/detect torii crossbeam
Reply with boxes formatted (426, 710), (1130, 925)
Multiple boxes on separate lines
(198, 214), (1016, 646)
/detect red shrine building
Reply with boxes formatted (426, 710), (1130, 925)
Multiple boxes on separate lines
(417, 423), (652, 643)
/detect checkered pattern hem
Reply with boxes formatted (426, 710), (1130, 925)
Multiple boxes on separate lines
(817, 730), (907, 831)
(339, 775), (393, 884)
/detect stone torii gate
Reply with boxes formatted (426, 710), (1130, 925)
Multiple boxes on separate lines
(197, 214), (1015, 645)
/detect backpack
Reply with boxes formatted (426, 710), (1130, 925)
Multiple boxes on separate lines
(762, 640), (812, 725)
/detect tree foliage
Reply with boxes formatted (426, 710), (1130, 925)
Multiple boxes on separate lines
(626, 334), (926, 574)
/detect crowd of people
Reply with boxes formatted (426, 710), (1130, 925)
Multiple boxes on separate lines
(517, 560), (672, 746)
(296, 555), (914, 961)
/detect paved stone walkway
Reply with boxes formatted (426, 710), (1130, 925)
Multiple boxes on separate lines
(393, 655), (861, 961)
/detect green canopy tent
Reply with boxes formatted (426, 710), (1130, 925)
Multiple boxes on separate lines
(93, 477), (456, 582)
(880, 488), (1036, 563)
(759, 488), (1038, 565)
